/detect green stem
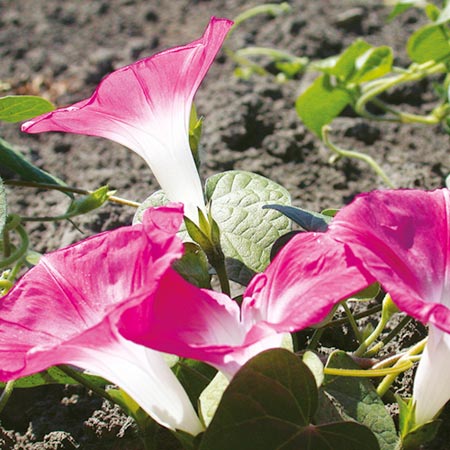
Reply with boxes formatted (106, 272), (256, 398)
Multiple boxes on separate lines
(0, 381), (14, 414)
(214, 257), (231, 297)
(341, 302), (364, 345)
(356, 60), (447, 121)
(57, 365), (117, 404)
(376, 338), (427, 397)
(322, 126), (395, 188)
(364, 316), (412, 357)
(0, 224), (29, 269)
(4, 180), (140, 208)
(231, 2), (291, 32)
(324, 304), (382, 328)
(236, 46), (307, 64)
(306, 328), (325, 351)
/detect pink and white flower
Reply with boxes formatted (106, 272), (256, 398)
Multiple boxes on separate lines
(22, 17), (233, 221)
(0, 205), (202, 434)
(329, 188), (450, 425)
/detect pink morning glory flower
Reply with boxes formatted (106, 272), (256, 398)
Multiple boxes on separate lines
(21, 17), (233, 221)
(329, 189), (450, 425)
(119, 230), (374, 377)
(0, 205), (202, 434)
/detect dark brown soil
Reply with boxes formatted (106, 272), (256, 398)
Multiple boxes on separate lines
(0, 0), (449, 448)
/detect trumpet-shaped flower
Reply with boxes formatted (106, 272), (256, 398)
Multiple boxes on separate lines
(22, 17), (233, 221)
(0, 205), (202, 434)
(119, 231), (374, 377)
(328, 189), (450, 425)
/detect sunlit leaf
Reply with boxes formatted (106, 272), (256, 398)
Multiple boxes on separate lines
(0, 95), (54, 123)
(205, 171), (290, 273)
(407, 23), (450, 63)
(296, 74), (352, 137)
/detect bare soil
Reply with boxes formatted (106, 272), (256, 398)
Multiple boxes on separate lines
(0, 0), (449, 448)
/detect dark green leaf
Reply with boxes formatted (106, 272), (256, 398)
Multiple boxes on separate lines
(206, 171), (291, 273)
(0, 137), (69, 193)
(199, 349), (318, 450)
(224, 257), (256, 286)
(280, 422), (380, 450)
(0, 177), (6, 236)
(407, 23), (450, 63)
(172, 243), (211, 288)
(263, 204), (331, 231)
(199, 349), (379, 450)
(296, 74), (352, 137)
(173, 358), (217, 410)
(322, 351), (399, 450)
(401, 420), (442, 449)
(0, 95), (54, 123)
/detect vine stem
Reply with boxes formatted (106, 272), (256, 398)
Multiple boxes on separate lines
(376, 337), (427, 397)
(4, 180), (140, 208)
(322, 126), (395, 188)
(0, 381), (14, 414)
(356, 60), (447, 122)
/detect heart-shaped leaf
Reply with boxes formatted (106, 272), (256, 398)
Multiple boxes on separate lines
(206, 171), (291, 273)
(322, 351), (399, 450)
(199, 349), (379, 450)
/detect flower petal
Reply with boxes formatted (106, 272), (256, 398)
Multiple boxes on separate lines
(119, 231), (374, 377)
(0, 204), (202, 433)
(413, 325), (450, 425)
(22, 17), (233, 219)
(119, 268), (249, 376)
(330, 189), (450, 332)
(242, 232), (375, 334)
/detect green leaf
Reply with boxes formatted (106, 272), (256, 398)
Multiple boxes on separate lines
(387, 1), (427, 21)
(133, 190), (190, 241)
(199, 349), (318, 450)
(0, 95), (54, 123)
(279, 422), (380, 450)
(331, 39), (372, 81)
(173, 358), (217, 411)
(401, 420), (442, 449)
(407, 23), (450, 63)
(263, 204), (331, 231)
(189, 104), (203, 169)
(172, 242), (211, 289)
(199, 349), (379, 450)
(0, 366), (107, 389)
(351, 46), (393, 83)
(205, 170), (291, 273)
(296, 74), (352, 137)
(64, 185), (111, 217)
(434, 3), (450, 24)
(322, 351), (399, 450)
(0, 177), (6, 236)
(302, 351), (324, 387)
(0, 137), (69, 193)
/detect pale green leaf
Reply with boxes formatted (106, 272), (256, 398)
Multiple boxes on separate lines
(0, 95), (54, 123)
(205, 170), (291, 273)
